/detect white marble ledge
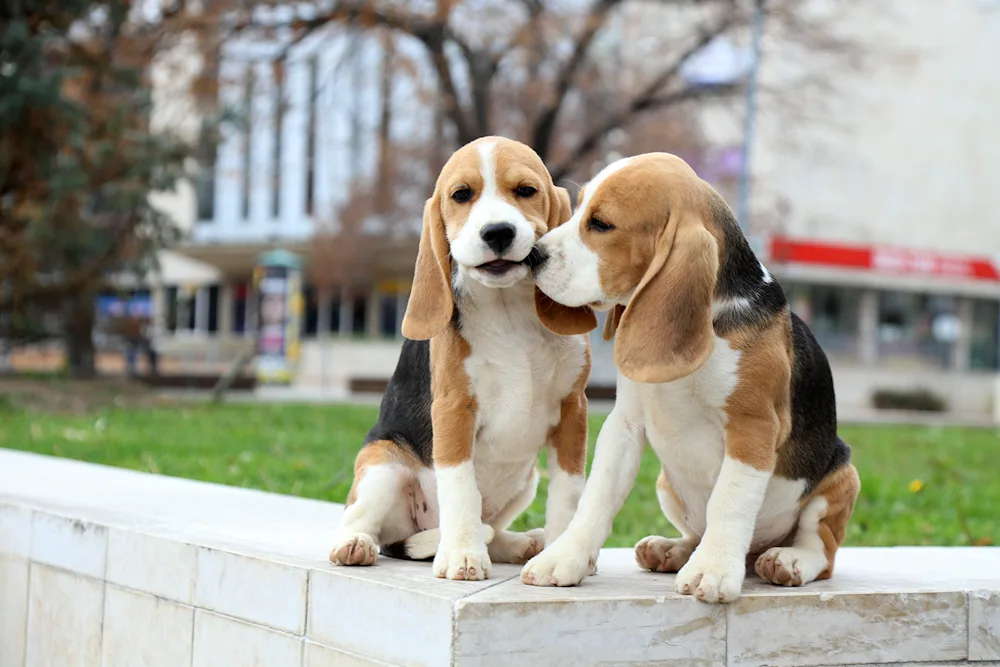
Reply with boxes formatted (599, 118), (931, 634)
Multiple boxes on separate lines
(1, 449), (1000, 667)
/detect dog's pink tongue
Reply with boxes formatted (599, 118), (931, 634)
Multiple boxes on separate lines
(484, 260), (509, 268)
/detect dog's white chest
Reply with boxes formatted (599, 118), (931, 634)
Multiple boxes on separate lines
(639, 337), (741, 502)
(465, 325), (584, 456)
(458, 284), (588, 517)
(632, 336), (804, 546)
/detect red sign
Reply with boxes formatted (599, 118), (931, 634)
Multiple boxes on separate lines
(769, 237), (1000, 283)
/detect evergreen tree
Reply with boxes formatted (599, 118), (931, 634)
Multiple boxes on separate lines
(1, 0), (190, 377)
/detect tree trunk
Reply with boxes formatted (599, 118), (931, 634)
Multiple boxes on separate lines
(63, 294), (97, 379)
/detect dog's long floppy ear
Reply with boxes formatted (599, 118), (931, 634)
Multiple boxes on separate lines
(536, 185), (598, 336)
(401, 194), (453, 340)
(613, 205), (719, 383)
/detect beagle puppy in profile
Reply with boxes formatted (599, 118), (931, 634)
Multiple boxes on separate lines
(521, 153), (860, 603)
(330, 137), (596, 580)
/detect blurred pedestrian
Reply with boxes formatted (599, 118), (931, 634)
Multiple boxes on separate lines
(119, 313), (158, 377)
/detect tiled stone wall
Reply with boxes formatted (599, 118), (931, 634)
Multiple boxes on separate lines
(1, 450), (999, 667)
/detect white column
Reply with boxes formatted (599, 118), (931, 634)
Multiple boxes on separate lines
(953, 298), (974, 372)
(194, 287), (210, 335)
(214, 59), (247, 230)
(339, 287), (354, 337)
(244, 287), (258, 337)
(859, 289), (879, 366)
(280, 56), (309, 227)
(366, 288), (381, 338)
(249, 61), (275, 228)
(317, 286), (333, 336)
(219, 283), (234, 340)
(151, 286), (167, 334)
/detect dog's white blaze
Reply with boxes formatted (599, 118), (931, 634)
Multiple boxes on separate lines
(478, 140), (498, 198)
(760, 261), (774, 284)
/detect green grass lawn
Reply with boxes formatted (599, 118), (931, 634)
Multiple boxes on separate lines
(1, 400), (997, 548)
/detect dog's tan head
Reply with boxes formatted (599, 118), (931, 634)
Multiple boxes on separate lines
(532, 153), (720, 383)
(402, 136), (596, 340)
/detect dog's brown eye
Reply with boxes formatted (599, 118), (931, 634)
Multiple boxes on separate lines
(514, 185), (537, 198)
(588, 217), (614, 232)
(452, 187), (473, 203)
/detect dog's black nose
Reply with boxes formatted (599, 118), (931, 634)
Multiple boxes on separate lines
(480, 223), (516, 254)
(524, 246), (549, 271)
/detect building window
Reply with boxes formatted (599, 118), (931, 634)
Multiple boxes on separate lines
(352, 295), (366, 335)
(970, 299), (999, 371)
(329, 292), (341, 334)
(303, 285), (319, 337)
(305, 55), (318, 216)
(233, 282), (248, 334)
(207, 285), (219, 334)
(242, 65), (255, 221)
(785, 283), (860, 362)
(877, 292), (959, 370)
(165, 286), (179, 332)
(380, 294), (398, 337)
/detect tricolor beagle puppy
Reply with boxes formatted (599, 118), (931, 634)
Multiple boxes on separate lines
(521, 153), (860, 603)
(330, 137), (596, 580)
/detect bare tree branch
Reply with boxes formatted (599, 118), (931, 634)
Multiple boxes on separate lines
(531, 0), (622, 161)
(295, 2), (478, 142)
(549, 9), (739, 180)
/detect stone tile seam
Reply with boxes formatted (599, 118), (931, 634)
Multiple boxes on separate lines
(304, 642), (403, 667)
(98, 570), (108, 667)
(964, 588), (977, 663)
(303, 569), (311, 639)
(5, 501), (305, 568)
(447, 572), (529, 667)
(23, 562), (312, 642)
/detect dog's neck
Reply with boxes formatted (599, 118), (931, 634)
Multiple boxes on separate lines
(452, 271), (536, 329)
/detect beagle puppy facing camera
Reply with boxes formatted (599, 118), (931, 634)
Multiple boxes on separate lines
(330, 137), (596, 580)
(521, 153), (860, 603)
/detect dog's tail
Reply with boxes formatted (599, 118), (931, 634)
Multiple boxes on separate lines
(380, 525), (496, 561)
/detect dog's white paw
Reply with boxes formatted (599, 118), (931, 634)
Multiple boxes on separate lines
(433, 543), (492, 581)
(675, 547), (745, 603)
(634, 535), (696, 573)
(755, 546), (827, 587)
(489, 528), (545, 564)
(329, 533), (378, 566)
(520, 539), (596, 587)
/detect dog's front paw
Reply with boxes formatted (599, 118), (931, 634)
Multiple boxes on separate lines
(634, 535), (696, 573)
(520, 539), (596, 587)
(330, 533), (378, 566)
(433, 543), (492, 581)
(489, 528), (545, 564)
(675, 547), (745, 603)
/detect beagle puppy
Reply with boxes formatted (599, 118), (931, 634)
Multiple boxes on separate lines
(521, 153), (860, 603)
(330, 137), (596, 580)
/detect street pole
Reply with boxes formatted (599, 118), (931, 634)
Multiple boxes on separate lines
(737, 0), (766, 242)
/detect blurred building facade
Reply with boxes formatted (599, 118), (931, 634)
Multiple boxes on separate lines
(746, 0), (1000, 417)
(145, 1), (999, 417)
